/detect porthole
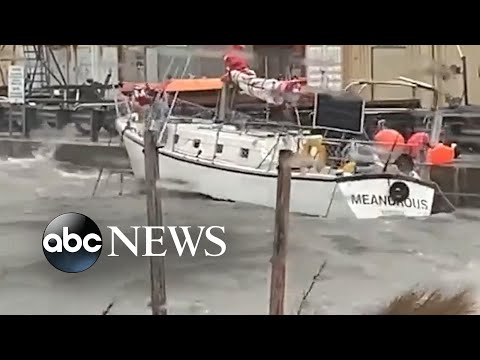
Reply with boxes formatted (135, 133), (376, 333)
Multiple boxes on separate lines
(240, 148), (249, 158)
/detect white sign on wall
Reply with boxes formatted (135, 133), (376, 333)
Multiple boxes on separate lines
(305, 45), (342, 91)
(8, 65), (25, 104)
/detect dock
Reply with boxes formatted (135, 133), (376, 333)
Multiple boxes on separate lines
(431, 154), (480, 207)
(0, 134), (129, 170)
(0, 100), (129, 170)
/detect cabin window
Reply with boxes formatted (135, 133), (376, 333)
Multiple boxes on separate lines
(193, 139), (201, 148)
(240, 148), (249, 159)
(174, 134), (179, 144)
(216, 144), (224, 154)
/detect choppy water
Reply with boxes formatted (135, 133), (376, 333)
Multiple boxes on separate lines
(1, 145), (480, 315)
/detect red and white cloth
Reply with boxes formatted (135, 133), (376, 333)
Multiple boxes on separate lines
(222, 45), (303, 105)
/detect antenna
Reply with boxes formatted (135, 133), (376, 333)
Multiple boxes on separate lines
(456, 45), (469, 105)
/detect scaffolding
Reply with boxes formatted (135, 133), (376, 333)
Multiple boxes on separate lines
(0, 45), (69, 96)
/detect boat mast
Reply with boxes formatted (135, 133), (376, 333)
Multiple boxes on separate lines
(216, 83), (234, 122)
(456, 45), (469, 106)
(429, 88), (443, 147)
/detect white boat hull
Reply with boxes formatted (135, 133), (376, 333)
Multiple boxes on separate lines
(122, 129), (340, 216)
(117, 117), (440, 219)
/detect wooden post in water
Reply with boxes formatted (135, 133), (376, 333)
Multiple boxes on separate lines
(90, 109), (102, 143)
(21, 104), (28, 138)
(269, 149), (293, 315)
(144, 120), (167, 315)
(56, 109), (69, 130)
(8, 105), (13, 136)
(418, 145), (430, 181)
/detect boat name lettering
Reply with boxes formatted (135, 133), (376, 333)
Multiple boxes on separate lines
(350, 194), (429, 210)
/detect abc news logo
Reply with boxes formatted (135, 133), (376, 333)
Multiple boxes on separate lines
(42, 213), (103, 273)
(42, 212), (227, 273)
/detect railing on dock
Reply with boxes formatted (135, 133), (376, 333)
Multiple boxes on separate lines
(0, 99), (118, 142)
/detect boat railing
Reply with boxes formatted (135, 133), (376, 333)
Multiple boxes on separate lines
(121, 88), (431, 171)
(165, 113), (408, 173)
(134, 101), (444, 148)
(344, 79), (419, 95)
(72, 103), (117, 111)
(114, 95), (133, 118)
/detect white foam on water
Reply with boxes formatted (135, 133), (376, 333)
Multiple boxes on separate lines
(0, 144), (55, 168)
(52, 167), (99, 180)
(2, 157), (39, 168)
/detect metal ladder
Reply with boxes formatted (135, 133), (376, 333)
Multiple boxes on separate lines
(22, 45), (50, 94)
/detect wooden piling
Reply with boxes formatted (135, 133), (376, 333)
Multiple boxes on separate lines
(25, 106), (37, 139)
(90, 109), (102, 143)
(56, 109), (70, 130)
(269, 149), (293, 315)
(418, 146), (430, 181)
(8, 105), (13, 136)
(21, 105), (28, 138)
(144, 127), (167, 315)
(453, 167), (460, 206)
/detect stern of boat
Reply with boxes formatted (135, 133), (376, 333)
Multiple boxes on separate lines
(335, 173), (455, 219)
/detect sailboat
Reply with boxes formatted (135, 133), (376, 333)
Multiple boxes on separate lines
(115, 47), (454, 219)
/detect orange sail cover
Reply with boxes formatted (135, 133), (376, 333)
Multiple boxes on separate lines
(121, 78), (224, 93)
